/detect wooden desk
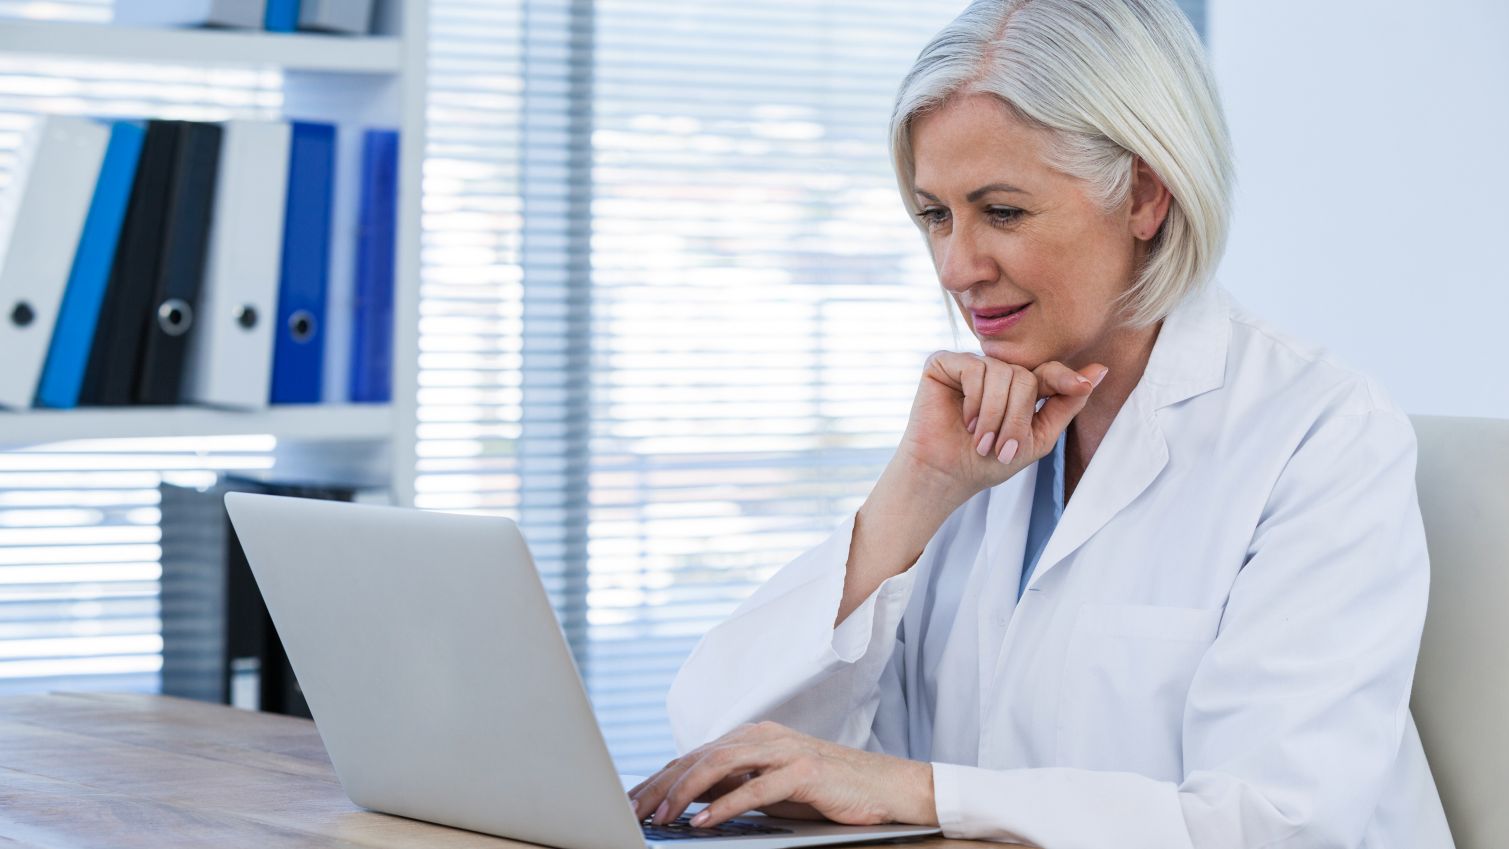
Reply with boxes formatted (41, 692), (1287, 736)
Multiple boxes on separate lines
(0, 693), (1019, 849)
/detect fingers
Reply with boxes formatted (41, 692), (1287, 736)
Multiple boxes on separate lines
(1033, 363), (1108, 448)
(630, 722), (790, 824)
(690, 772), (798, 830)
(996, 366), (1037, 464)
(657, 744), (777, 826)
(928, 352), (1038, 461)
(969, 360), (1010, 458)
(927, 352), (1107, 469)
(925, 351), (985, 433)
(630, 746), (707, 820)
(1031, 360), (1096, 400)
(697, 774), (752, 803)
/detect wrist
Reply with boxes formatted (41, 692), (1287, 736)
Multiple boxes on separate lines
(882, 758), (938, 826)
(873, 452), (969, 516)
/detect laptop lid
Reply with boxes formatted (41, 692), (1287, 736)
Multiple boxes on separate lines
(223, 492), (646, 849)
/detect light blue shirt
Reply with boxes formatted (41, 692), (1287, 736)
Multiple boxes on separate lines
(1019, 432), (1067, 599)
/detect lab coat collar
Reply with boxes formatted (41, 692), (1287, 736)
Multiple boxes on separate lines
(1008, 283), (1232, 595)
(1140, 282), (1232, 411)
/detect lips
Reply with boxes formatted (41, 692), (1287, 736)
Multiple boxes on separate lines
(970, 302), (1031, 335)
(971, 303), (1029, 320)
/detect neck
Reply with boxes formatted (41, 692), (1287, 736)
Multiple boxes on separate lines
(1066, 318), (1162, 467)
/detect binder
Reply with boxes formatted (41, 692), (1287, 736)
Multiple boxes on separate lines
(264, 0), (300, 32)
(135, 121), (224, 405)
(182, 121), (291, 409)
(114, 0), (267, 29)
(160, 472), (385, 711)
(298, 0), (373, 34)
(269, 121), (335, 404)
(36, 121), (147, 410)
(349, 129), (397, 404)
(320, 115), (362, 404)
(83, 121), (183, 406)
(0, 116), (112, 409)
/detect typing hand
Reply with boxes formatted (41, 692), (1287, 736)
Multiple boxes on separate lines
(626, 721), (937, 830)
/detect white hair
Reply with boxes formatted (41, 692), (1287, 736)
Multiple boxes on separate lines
(891, 0), (1234, 329)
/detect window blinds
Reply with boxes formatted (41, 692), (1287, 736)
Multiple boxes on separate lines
(418, 0), (966, 775)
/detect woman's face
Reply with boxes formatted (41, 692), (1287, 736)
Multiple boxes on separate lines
(909, 92), (1161, 369)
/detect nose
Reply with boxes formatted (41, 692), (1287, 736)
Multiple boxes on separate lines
(935, 223), (997, 295)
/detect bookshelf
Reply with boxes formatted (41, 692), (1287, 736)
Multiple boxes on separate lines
(0, 0), (425, 505)
(1, 405), (392, 444)
(0, 19), (402, 73)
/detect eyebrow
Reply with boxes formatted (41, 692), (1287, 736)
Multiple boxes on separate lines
(913, 183), (1031, 203)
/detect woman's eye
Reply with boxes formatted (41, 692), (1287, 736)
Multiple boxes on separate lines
(987, 207), (1023, 226)
(915, 207), (948, 228)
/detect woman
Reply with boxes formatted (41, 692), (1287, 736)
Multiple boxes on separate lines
(628, 1), (1452, 846)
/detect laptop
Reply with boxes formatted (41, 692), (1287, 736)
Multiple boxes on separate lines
(222, 492), (942, 849)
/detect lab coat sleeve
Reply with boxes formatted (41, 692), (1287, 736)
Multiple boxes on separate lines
(931, 409), (1430, 849)
(666, 509), (933, 755)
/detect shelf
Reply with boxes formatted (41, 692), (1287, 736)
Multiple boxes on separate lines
(0, 405), (393, 446)
(0, 19), (402, 75)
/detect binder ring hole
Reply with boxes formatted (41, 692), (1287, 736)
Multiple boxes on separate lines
(10, 301), (34, 327)
(235, 305), (259, 330)
(290, 310), (316, 343)
(157, 299), (193, 337)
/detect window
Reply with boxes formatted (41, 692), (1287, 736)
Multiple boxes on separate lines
(418, 0), (1208, 774)
(417, 0), (966, 774)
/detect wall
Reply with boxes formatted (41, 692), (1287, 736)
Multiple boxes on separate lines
(1207, 0), (1509, 418)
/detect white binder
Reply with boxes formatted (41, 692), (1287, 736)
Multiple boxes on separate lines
(113, 0), (268, 29)
(181, 120), (291, 409)
(298, 0), (375, 35)
(0, 116), (110, 409)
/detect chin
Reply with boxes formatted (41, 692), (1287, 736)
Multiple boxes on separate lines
(978, 340), (1049, 369)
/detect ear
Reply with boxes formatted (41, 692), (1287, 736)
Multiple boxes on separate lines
(1128, 157), (1172, 242)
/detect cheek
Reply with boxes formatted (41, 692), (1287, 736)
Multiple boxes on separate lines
(1035, 223), (1134, 309)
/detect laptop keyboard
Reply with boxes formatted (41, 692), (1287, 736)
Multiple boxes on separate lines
(642, 814), (795, 841)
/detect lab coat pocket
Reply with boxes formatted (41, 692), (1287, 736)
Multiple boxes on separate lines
(1056, 602), (1222, 781)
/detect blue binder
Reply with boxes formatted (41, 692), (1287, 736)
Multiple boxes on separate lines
(265, 0), (300, 32)
(348, 129), (397, 404)
(35, 120), (146, 409)
(269, 121), (334, 404)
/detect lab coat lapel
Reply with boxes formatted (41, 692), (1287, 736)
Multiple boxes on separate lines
(1022, 391), (1168, 592)
(1019, 284), (1231, 594)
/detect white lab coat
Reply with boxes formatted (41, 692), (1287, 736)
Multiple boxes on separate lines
(667, 284), (1454, 849)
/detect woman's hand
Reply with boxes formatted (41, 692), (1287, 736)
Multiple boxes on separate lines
(898, 352), (1107, 504)
(626, 721), (937, 830)
(833, 352), (1107, 624)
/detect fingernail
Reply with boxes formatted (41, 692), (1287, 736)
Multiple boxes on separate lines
(976, 431), (996, 456)
(998, 438), (1019, 463)
(966, 416), (978, 434)
(1091, 367), (1109, 387)
(655, 801), (669, 824)
(1076, 374), (1092, 386)
(691, 811), (710, 827)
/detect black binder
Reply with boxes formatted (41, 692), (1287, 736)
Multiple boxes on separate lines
(135, 121), (222, 404)
(160, 474), (382, 718)
(81, 119), (178, 406)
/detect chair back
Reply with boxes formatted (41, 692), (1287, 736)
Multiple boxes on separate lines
(1410, 414), (1509, 849)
